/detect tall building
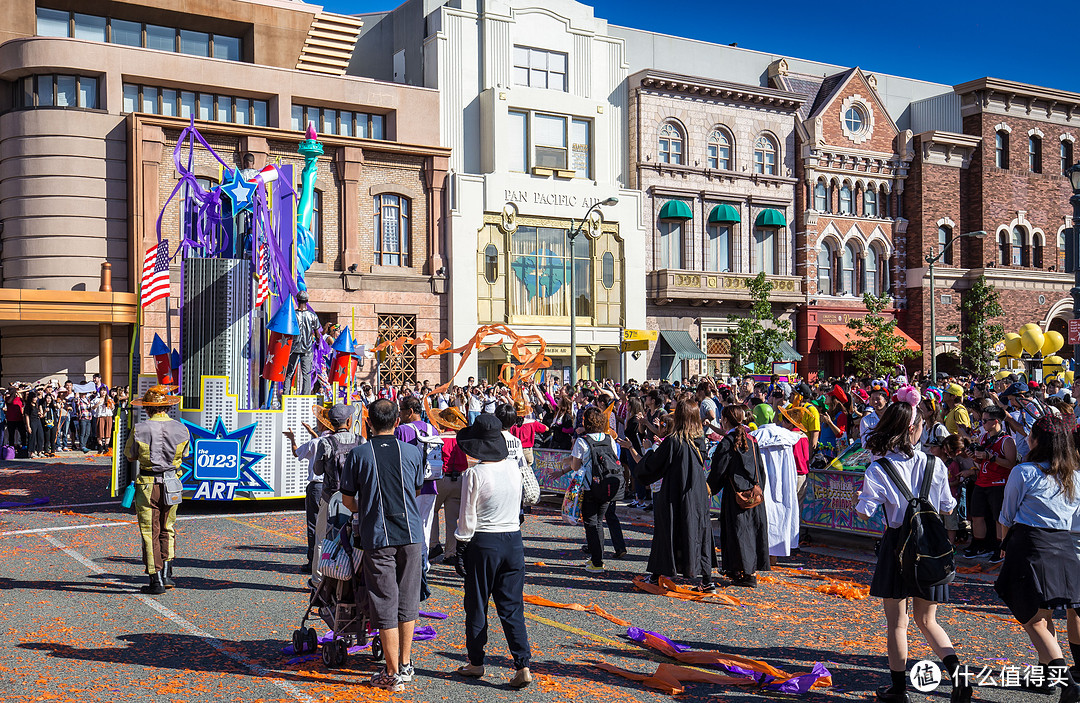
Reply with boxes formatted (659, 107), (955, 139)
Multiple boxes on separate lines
(354, 0), (648, 382)
(0, 0), (448, 386)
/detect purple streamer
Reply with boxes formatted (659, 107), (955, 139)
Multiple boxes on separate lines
(419, 610), (448, 620)
(766, 663), (831, 694)
(625, 627), (692, 653)
(0, 497), (49, 509)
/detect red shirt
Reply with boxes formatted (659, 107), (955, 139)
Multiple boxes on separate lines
(509, 421), (548, 448)
(5, 396), (23, 422)
(793, 435), (810, 475)
(976, 433), (1013, 488)
(440, 436), (469, 475)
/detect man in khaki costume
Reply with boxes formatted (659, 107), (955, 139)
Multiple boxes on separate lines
(124, 386), (189, 595)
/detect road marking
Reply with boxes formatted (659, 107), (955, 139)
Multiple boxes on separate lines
(43, 534), (315, 703)
(224, 517), (303, 542)
(0, 500), (120, 512)
(0, 509), (307, 537)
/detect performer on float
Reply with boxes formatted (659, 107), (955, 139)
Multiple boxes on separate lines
(123, 386), (189, 595)
(284, 291), (320, 395)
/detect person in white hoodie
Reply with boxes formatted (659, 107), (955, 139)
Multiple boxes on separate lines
(752, 407), (804, 560)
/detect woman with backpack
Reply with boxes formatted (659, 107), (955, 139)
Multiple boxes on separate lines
(855, 387), (972, 703)
(563, 407), (625, 572)
(995, 414), (1080, 702)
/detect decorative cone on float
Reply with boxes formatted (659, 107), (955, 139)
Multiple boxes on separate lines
(329, 326), (358, 385)
(262, 298), (300, 382)
(150, 334), (175, 385)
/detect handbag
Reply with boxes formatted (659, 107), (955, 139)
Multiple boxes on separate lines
(319, 527), (363, 581)
(732, 441), (764, 510)
(161, 472), (184, 506)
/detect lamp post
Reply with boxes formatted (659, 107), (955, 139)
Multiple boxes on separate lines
(926, 230), (985, 382)
(1066, 164), (1080, 369)
(567, 197), (618, 387)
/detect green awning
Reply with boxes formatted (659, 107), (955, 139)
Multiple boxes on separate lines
(659, 330), (706, 360)
(708, 203), (741, 224)
(754, 208), (786, 227)
(658, 200), (693, 220)
(777, 340), (803, 362)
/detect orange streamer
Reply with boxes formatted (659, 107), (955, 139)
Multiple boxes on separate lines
(593, 662), (749, 696)
(769, 565), (870, 600)
(632, 575), (741, 607)
(523, 594), (632, 627)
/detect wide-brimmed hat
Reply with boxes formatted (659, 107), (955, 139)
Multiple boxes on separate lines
(779, 405), (810, 432)
(455, 414), (509, 462)
(131, 385), (181, 407)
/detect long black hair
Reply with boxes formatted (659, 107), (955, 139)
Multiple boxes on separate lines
(864, 401), (918, 457)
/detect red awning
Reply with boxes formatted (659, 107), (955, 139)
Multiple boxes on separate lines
(817, 324), (921, 353)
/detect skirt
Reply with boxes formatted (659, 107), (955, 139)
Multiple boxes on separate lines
(994, 524), (1080, 624)
(870, 526), (950, 602)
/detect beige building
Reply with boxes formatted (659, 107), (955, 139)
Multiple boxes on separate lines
(629, 70), (804, 380)
(0, 0), (448, 386)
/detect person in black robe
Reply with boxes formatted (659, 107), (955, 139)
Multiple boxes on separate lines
(707, 404), (769, 588)
(618, 397), (717, 592)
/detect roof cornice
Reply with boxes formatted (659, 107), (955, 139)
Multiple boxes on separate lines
(632, 69), (805, 111)
(953, 77), (1080, 111)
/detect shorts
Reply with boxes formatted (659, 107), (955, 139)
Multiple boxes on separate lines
(941, 510), (960, 531)
(362, 542), (422, 630)
(969, 484), (1005, 521)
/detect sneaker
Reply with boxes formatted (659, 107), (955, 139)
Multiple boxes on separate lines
(694, 582), (719, 594)
(580, 544), (591, 553)
(963, 544), (992, 558)
(988, 551), (1005, 564)
(641, 501), (653, 512)
(584, 561), (604, 572)
(643, 573), (660, 585)
(369, 668), (404, 692)
(628, 499), (640, 508)
(612, 550), (628, 559)
(399, 662), (414, 682)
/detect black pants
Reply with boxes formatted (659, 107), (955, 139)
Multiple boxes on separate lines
(463, 531), (531, 669)
(582, 496), (625, 567)
(8, 423), (22, 449)
(43, 425), (56, 454)
(304, 480), (321, 567)
(27, 418), (43, 454)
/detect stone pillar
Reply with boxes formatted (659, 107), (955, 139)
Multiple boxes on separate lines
(99, 262), (113, 388)
(335, 146), (363, 273)
(425, 155), (450, 279)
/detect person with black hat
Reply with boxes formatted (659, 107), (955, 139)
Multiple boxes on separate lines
(453, 413), (533, 689)
(123, 385), (189, 595)
(284, 290), (320, 395)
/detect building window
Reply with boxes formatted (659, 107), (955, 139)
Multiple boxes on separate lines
(754, 228), (776, 275)
(16, 74), (99, 109)
(839, 185), (853, 215)
(502, 110), (590, 177)
(658, 122), (684, 165)
(879, 186), (889, 218)
(866, 244), (881, 296)
(1029, 136), (1042, 173)
(864, 188), (877, 217)
(995, 130), (1009, 168)
(844, 105), (866, 134)
(484, 244), (499, 284)
(814, 181), (828, 212)
(707, 128), (731, 170)
(659, 221), (683, 269)
(1011, 225), (1026, 266)
(841, 244), (857, 294)
(999, 232), (1009, 266)
(938, 225), (953, 265)
(124, 84), (268, 125)
(509, 226), (590, 318)
(601, 251), (615, 289)
(311, 190), (324, 263)
(512, 46), (567, 91)
(1062, 140), (1074, 175)
(1033, 232), (1044, 268)
(508, 110), (528, 172)
(706, 224), (731, 272)
(374, 194), (410, 267)
(753, 135), (777, 175)
(36, 8), (243, 61)
(377, 314), (417, 386)
(818, 242), (833, 295)
(291, 105), (385, 139)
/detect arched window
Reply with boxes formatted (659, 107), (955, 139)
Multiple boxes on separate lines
(879, 185), (889, 218)
(864, 188), (877, 218)
(814, 180), (828, 212)
(841, 243), (856, 294)
(1062, 140), (1074, 175)
(866, 244), (880, 295)
(706, 223), (731, 272)
(753, 135), (777, 175)
(938, 225), (953, 265)
(659, 220), (682, 268)
(995, 130), (1009, 168)
(707, 129), (731, 170)
(1060, 229), (1068, 269)
(839, 185), (853, 215)
(1029, 136), (1042, 173)
(374, 194), (410, 266)
(484, 244), (499, 283)
(999, 231), (1009, 266)
(754, 228), (776, 275)
(1011, 225), (1026, 266)
(658, 122), (683, 164)
(602, 251), (615, 289)
(1033, 232), (1044, 268)
(817, 242), (834, 295)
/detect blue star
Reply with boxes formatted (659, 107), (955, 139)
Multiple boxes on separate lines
(219, 168), (256, 217)
(178, 416), (272, 493)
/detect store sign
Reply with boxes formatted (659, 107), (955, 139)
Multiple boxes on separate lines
(1070, 319), (1080, 346)
(503, 190), (609, 209)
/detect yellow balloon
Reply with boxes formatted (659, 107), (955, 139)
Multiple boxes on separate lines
(1042, 330), (1065, 356)
(994, 369), (1012, 381)
(1004, 333), (1023, 358)
(1021, 326), (1045, 356)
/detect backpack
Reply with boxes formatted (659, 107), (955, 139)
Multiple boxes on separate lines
(877, 453), (956, 596)
(406, 421), (444, 481)
(320, 433), (358, 497)
(584, 434), (623, 503)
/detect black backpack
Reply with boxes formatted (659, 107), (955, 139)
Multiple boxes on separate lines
(321, 433), (358, 497)
(585, 434), (623, 503)
(878, 453), (956, 596)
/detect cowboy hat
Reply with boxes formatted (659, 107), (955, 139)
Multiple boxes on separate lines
(455, 414), (509, 462)
(779, 405), (810, 432)
(131, 385), (182, 407)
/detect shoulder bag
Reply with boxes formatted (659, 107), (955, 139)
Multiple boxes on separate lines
(732, 440), (764, 509)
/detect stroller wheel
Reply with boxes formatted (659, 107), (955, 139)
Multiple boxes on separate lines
(321, 639), (340, 668)
(292, 629), (305, 654)
(304, 628), (318, 655)
(371, 636), (383, 661)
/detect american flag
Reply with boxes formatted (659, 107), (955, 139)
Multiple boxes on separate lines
(140, 239), (170, 309)
(255, 240), (270, 306)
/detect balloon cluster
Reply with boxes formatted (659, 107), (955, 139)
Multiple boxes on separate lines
(997, 325), (1073, 384)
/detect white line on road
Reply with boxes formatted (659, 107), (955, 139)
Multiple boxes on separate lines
(0, 500), (120, 512)
(0, 509), (306, 537)
(43, 534), (315, 703)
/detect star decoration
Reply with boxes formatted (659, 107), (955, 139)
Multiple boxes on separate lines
(219, 168), (257, 217)
(178, 417), (272, 493)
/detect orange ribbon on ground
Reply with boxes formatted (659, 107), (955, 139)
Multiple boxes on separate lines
(523, 594), (632, 627)
(593, 662), (750, 696)
(632, 576), (741, 607)
(762, 565), (870, 600)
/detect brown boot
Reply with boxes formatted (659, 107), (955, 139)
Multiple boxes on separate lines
(510, 667), (532, 688)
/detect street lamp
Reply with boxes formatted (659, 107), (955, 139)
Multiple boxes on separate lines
(1066, 163), (1080, 369)
(567, 196), (618, 387)
(925, 230), (985, 381)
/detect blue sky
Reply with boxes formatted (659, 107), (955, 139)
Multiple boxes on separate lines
(322, 0), (1078, 91)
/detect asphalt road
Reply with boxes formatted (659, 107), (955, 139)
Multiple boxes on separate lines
(0, 455), (1066, 702)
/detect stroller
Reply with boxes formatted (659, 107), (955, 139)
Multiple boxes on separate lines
(291, 493), (382, 668)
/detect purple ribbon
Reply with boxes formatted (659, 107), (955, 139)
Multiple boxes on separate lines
(625, 627), (692, 653)
(154, 119), (232, 256)
(420, 611), (448, 620)
(311, 332), (331, 389)
(0, 497), (49, 509)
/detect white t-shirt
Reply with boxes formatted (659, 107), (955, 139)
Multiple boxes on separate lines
(859, 411), (880, 439)
(501, 430), (528, 473)
(571, 433), (619, 483)
(856, 451), (956, 528)
(467, 393), (482, 412)
(455, 458), (522, 542)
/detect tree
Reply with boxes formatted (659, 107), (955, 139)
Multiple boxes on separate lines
(844, 293), (917, 378)
(727, 272), (795, 376)
(949, 274), (1004, 379)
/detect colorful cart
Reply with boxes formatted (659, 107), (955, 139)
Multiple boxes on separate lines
(800, 442), (886, 538)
